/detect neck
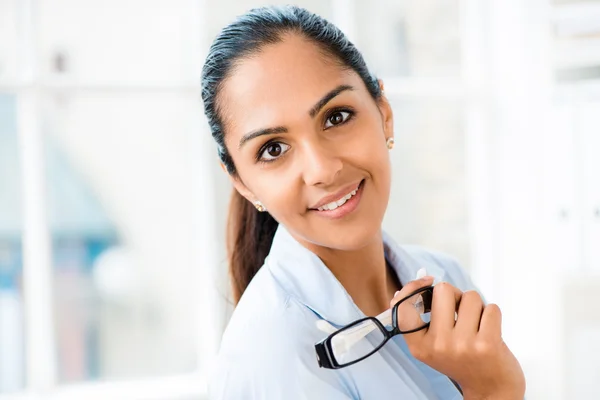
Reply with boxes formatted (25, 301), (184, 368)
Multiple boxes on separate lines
(303, 231), (402, 317)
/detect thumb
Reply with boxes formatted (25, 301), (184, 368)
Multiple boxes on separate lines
(390, 276), (434, 308)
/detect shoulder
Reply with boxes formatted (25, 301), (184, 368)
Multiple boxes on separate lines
(209, 265), (354, 400)
(218, 263), (309, 354)
(401, 245), (479, 292)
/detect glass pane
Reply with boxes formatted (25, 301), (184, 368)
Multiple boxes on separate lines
(383, 98), (469, 268)
(332, 319), (385, 366)
(353, 0), (461, 77)
(0, 92), (25, 393)
(0, 0), (19, 81)
(38, 0), (203, 84)
(396, 289), (433, 332)
(42, 91), (205, 383)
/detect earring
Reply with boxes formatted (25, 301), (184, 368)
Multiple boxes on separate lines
(254, 201), (266, 212)
(386, 137), (395, 150)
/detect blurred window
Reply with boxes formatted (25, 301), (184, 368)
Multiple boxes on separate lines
(0, 93), (25, 395)
(44, 92), (204, 383)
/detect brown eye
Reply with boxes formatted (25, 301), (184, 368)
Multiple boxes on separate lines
(267, 143), (281, 157)
(259, 142), (290, 162)
(325, 110), (351, 128)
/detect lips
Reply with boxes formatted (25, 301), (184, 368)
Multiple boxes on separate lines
(316, 186), (359, 211)
(309, 180), (364, 210)
(311, 179), (365, 219)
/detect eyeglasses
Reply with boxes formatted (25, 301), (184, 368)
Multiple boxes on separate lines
(315, 286), (433, 369)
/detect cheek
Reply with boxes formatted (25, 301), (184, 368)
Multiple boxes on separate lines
(350, 118), (391, 178)
(253, 171), (300, 218)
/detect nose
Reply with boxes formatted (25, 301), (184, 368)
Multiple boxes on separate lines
(301, 140), (343, 187)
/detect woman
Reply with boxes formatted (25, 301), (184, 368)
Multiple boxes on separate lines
(201, 5), (525, 399)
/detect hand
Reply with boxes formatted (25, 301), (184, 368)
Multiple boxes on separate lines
(391, 278), (525, 400)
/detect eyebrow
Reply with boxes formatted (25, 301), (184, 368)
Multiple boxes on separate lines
(238, 126), (288, 149)
(238, 84), (355, 149)
(309, 84), (355, 118)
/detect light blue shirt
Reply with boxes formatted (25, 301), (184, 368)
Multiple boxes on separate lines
(209, 225), (480, 399)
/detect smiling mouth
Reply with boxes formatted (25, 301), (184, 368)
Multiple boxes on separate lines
(314, 180), (364, 212)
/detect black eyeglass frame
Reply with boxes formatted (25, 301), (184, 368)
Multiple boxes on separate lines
(315, 285), (434, 370)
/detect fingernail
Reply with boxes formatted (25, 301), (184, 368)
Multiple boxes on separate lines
(394, 291), (401, 297)
(420, 276), (434, 282)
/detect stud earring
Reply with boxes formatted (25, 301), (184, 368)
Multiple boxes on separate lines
(254, 201), (266, 212)
(386, 137), (395, 150)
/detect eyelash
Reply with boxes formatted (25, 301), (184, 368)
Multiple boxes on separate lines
(324, 107), (355, 129)
(255, 107), (356, 164)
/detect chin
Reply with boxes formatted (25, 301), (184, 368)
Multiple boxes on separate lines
(327, 224), (382, 251)
(299, 214), (384, 252)
(289, 183), (389, 251)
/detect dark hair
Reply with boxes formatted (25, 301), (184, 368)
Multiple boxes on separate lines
(201, 5), (382, 304)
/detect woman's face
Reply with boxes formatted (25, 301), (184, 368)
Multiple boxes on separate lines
(219, 34), (394, 251)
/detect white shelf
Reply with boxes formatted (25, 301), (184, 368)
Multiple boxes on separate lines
(554, 36), (600, 70)
(551, 3), (600, 72)
(551, 2), (600, 29)
(556, 78), (600, 99)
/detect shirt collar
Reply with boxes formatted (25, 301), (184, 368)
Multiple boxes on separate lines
(266, 224), (447, 327)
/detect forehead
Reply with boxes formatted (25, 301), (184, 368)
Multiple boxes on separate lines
(218, 34), (362, 134)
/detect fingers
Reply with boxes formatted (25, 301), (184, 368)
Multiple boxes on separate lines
(479, 303), (502, 338)
(454, 290), (484, 335)
(389, 276), (434, 308)
(429, 282), (462, 333)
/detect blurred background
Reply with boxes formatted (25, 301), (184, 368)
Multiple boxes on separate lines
(0, 0), (599, 399)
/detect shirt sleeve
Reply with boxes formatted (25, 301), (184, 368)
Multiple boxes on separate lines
(209, 355), (354, 400)
(208, 306), (356, 400)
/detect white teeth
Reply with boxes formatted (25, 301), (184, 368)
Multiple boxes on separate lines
(317, 186), (360, 211)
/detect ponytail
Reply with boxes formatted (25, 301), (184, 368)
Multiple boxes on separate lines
(227, 189), (278, 304)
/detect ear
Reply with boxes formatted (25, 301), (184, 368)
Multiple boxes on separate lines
(228, 174), (258, 205)
(220, 162), (260, 206)
(376, 83), (394, 141)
